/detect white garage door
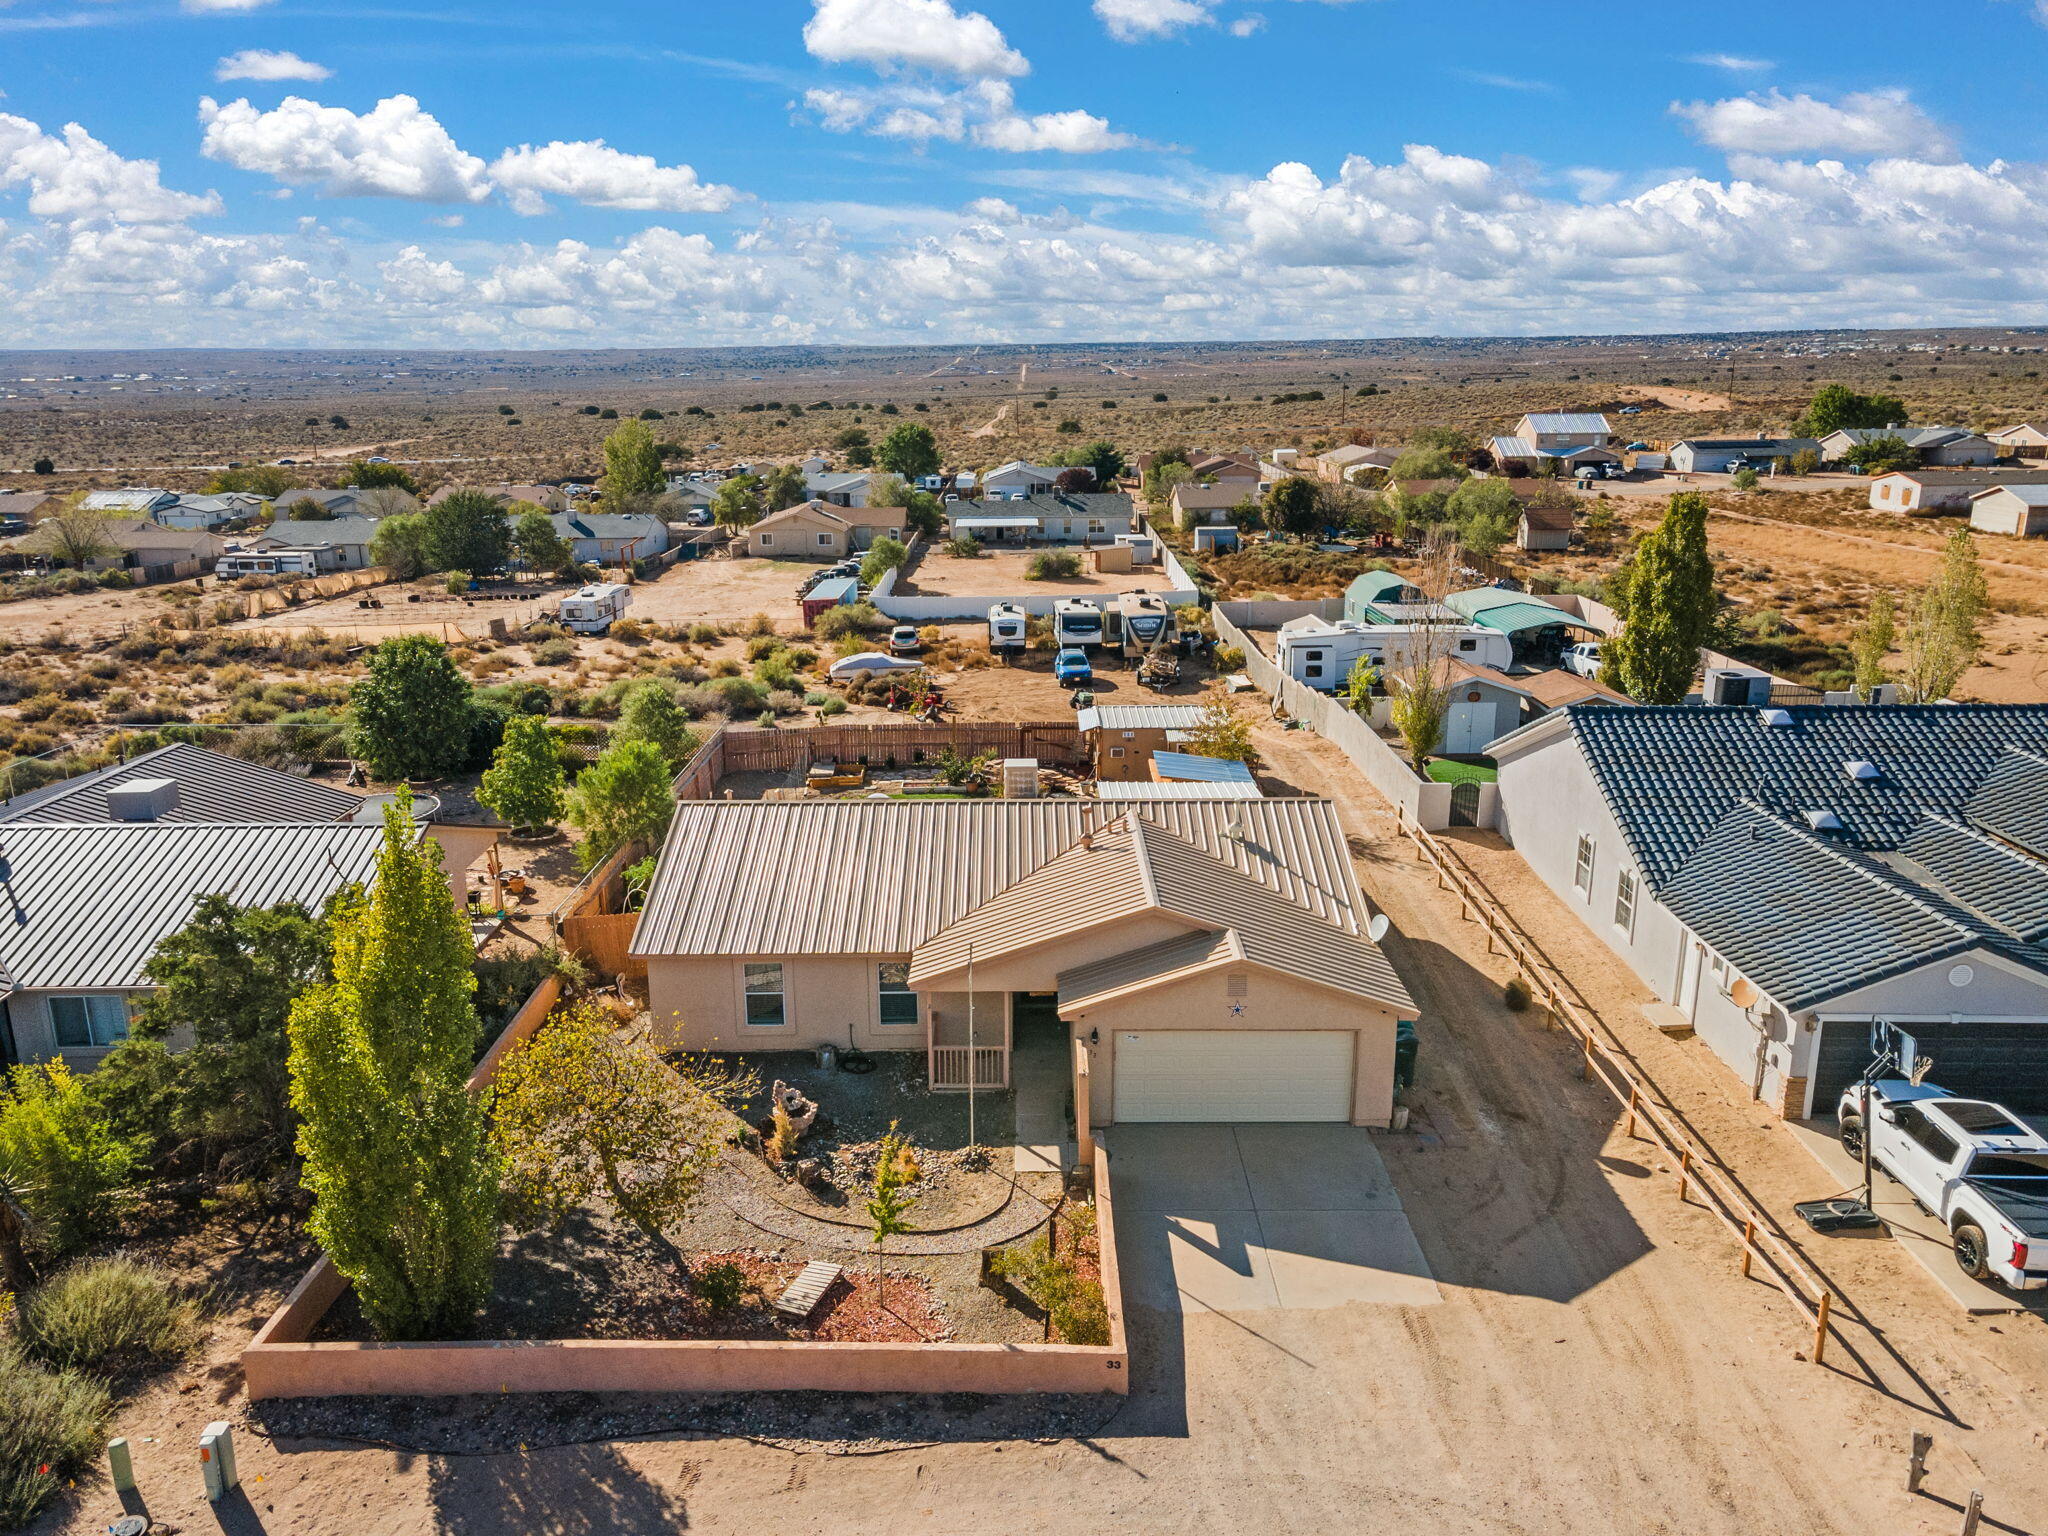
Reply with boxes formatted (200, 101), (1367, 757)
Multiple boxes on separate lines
(1114, 1030), (1354, 1123)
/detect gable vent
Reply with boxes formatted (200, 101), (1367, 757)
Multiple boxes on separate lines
(1226, 973), (1249, 999)
(1843, 759), (1880, 783)
(1803, 809), (1844, 833)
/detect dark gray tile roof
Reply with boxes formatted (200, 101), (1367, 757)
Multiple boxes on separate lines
(1965, 747), (2048, 857)
(1568, 703), (2048, 889)
(0, 743), (362, 826)
(1890, 816), (2048, 944)
(1661, 804), (2046, 1012)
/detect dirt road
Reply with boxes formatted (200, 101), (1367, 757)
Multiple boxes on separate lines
(51, 711), (2046, 1536)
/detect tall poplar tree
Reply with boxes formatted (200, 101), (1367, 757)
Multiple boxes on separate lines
(1607, 491), (1717, 705)
(601, 419), (666, 500)
(288, 799), (499, 1340)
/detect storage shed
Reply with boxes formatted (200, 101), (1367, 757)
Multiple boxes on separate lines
(801, 575), (859, 627)
(1968, 484), (2048, 538)
(1150, 751), (1258, 788)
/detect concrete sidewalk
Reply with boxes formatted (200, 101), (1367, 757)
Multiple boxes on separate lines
(1011, 1030), (1074, 1176)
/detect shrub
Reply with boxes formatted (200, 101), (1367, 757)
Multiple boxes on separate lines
(711, 676), (769, 715)
(988, 1206), (1109, 1345)
(696, 1261), (749, 1312)
(1025, 551), (1082, 580)
(1504, 978), (1532, 1012)
(445, 570), (472, 595)
(0, 1346), (112, 1528)
(767, 689), (806, 715)
(0, 1063), (135, 1254)
(946, 536), (983, 558)
(687, 622), (720, 644)
(1215, 644), (1246, 671)
(812, 601), (886, 642)
(18, 1257), (202, 1375)
(818, 695), (849, 717)
(532, 638), (575, 667)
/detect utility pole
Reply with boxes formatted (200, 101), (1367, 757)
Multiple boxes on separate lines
(966, 940), (976, 1152)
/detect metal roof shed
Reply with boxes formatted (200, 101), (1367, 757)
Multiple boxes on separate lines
(1151, 751), (1257, 785)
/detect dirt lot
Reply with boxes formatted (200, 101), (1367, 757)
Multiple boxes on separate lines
(43, 701), (2048, 1536)
(893, 544), (1178, 598)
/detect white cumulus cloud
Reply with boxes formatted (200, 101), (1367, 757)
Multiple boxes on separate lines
(806, 80), (1137, 154)
(490, 140), (740, 215)
(215, 50), (332, 83)
(1095, 0), (1213, 42)
(198, 94), (493, 202)
(803, 0), (1027, 79)
(1672, 89), (1953, 159)
(0, 113), (222, 225)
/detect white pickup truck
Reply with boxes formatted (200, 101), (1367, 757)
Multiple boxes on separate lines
(1837, 1079), (2048, 1290)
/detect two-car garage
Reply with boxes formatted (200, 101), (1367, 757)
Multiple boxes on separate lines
(1113, 1030), (1358, 1123)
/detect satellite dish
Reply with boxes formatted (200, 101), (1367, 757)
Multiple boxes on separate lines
(1367, 913), (1391, 944)
(1730, 978), (1759, 1009)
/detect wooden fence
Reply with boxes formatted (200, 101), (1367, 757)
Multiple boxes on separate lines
(670, 719), (1087, 800)
(1401, 817), (1839, 1364)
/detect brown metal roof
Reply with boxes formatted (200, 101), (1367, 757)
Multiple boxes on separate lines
(632, 797), (1369, 960)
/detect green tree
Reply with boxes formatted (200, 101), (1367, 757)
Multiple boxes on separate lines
(122, 895), (333, 1169)
(1795, 383), (1908, 440)
(369, 512), (433, 580)
(491, 1000), (754, 1293)
(860, 535), (909, 585)
(1262, 474), (1323, 539)
(710, 474), (764, 530)
(25, 506), (117, 569)
(1606, 491), (1717, 704)
(601, 419), (666, 500)
(875, 423), (941, 481)
(866, 1121), (921, 1288)
(565, 739), (675, 869)
(207, 465), (301, 498)
(832, 425), (871, 456)
(1186, 697), (1256, 763)
(0, 1062), (135, 1254)
(1339, 657), (1380, 716)
(478, 714), (565, 835)
(284, 495), (332, 520)
(759, 463), (808, 512)
(1850, 589), (1896, 701)
(1730, 466), (1761, 492)
(510, 509), (572, 575)
(1897, 528), (1987, 702)
(340, 460), (420, 494)
(289, 799), (498, 1341)
(612, 682), (700, 771)
(1150, 460), (1194, 516)
(1388, 446), (1466, 483)
(1390, 664), (1452, 771)
(423, 489), (511, 576)
(350, 634), (477, 781)
(1844, 435), (1917, 474)
(1061, 439), (1125, 488)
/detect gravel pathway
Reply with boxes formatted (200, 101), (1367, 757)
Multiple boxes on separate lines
(718, 1162), (1056, 1255)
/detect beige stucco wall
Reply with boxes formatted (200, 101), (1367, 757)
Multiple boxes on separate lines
(911, 911), (1199, 996)
(646, 955), (928, 1054)
(1064, 966), (1402, 1129)
(748, 513), (848, 560)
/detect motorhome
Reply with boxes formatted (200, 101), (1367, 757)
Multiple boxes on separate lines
(557, 582), (632, 635)
(1275, 614), (1513, 690)
(215, 549), (319, 578)
(1114, 592), (1175, 659)
(1053, 598), (1105, 650)
(987, 602), (1027, 656)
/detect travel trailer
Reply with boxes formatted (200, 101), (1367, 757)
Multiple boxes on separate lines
(556, 582), (632, 635)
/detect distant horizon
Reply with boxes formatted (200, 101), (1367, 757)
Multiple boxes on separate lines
(2, 321), (2047, 362)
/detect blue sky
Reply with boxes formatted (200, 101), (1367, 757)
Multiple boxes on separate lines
(4, 0), (2048, 346)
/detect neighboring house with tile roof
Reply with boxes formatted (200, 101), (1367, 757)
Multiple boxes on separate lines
(630, 797), (1415, 1125)
(1491, 703), (2048, 1118)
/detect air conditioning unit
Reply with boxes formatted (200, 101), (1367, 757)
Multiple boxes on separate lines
(1703, 667), (1773, 707)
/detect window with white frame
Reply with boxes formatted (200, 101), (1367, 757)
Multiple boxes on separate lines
(1613, 870), (1637, 935)
(50, 995), (129, 1049)
(877, 963), (919, 1027)
(743, 963), (786, 1027)
(1573, 833), (1595, 896)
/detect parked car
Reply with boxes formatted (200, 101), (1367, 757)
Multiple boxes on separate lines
(888, 625), (922, 656)
(1055, 648), (1093, 688)
(1838, 1079), (2048, 1290)
(1562, 642), (1604, 679)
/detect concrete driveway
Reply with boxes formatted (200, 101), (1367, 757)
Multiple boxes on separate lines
(1105, 1124), (1441, 1313)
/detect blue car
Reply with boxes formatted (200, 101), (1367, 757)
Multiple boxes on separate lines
(1055, 648), (1093, 688)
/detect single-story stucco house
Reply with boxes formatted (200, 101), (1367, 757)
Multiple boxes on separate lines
(629, 797), (1416, 1126)
(1491, 702), (2048, 1118)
